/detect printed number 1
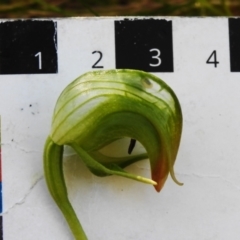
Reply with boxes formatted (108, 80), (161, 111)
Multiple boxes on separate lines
(35, 52), (42, 70)
(206, 50), (219, 68)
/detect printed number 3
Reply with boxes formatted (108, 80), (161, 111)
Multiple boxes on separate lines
(149, 48), (161, 67)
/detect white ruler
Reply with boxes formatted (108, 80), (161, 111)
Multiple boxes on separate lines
(0, 17), (240, 240)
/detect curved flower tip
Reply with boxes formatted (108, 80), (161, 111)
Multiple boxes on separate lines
(44, 69), (183, 239)
(152, 155), (183, 192)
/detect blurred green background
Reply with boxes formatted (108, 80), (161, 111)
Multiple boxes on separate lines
(0, 0), (239, 18)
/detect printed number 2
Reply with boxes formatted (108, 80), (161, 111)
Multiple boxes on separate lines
(149, 48), (161, 67)
(92, 51), (103, 68)
(206, 50), (219, 68)
(35, 52), (42, 70)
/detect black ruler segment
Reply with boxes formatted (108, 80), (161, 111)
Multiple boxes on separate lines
(0, 20), (57, 74)
(0, 153), (1, 240)
(229, 18), (240, 72)
(115, 19), (173, 72)
(0, 216), (2, 240)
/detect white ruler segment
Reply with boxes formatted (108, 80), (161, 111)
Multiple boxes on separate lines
(0, 17), (239, 240)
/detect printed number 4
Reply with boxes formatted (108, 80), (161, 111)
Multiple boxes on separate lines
(206, 50), (219, 68)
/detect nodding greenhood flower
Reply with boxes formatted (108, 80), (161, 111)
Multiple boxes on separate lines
(44, 69), (183, 240)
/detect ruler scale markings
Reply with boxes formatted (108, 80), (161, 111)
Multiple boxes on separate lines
(0, 217), (2, 240)
(0, 117), (2, 240)
(0, 20), (58, 74)
(0, 17), (239, 240)
(115, 19), (174, 72)
(229, 18), (240, 72)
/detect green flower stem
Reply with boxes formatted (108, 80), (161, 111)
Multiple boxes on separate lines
(44, 136), (88, 240)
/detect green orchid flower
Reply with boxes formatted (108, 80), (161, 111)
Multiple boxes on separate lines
(44, 69), (183, 240)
